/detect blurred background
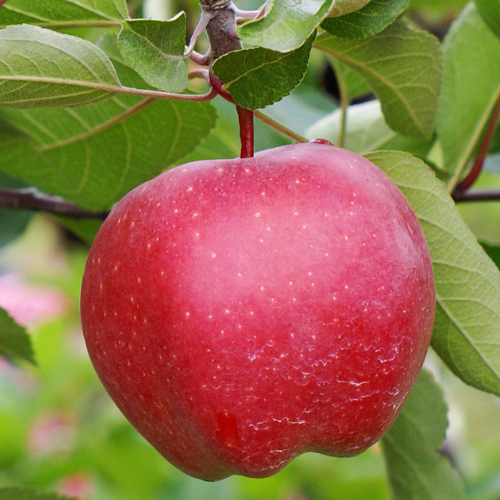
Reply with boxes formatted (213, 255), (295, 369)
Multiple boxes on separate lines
(1, 0), (500, 499)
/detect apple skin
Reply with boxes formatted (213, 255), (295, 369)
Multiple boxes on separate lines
(80, 143), (435, 481)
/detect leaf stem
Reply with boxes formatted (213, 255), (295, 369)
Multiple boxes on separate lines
(0, 189), (108, 219)
(111, 85), (218, 101)
(254, 110), (307, 143)
(0, 20), (122, 30)
(237, 106), (254, 158)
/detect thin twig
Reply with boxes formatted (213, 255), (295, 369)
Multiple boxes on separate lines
(452, 188), (500, 203)
(0, 188), (108, 219)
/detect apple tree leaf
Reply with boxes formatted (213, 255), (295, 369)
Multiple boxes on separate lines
(474, 0), (500, 38)
(0, 171), (33, 248)
(315, 19), (441, 139)
(366, 150), (500, 397)
(0, 0), (128, 28)
(381, 369), (464, 500)
(237, 0), (334, 53)
(0, 308), (36, 366)
(328, 58), (371, 104)
(212, 35), (314, 110)
(0, 24), (122, 108)
(328, 0), (373, 17)
(0, 34), (217, 212)
(481, 241), (500, 271)
(117, 15), (188, 93)
(0, 487), (74, 500)
(435, 4), (500, 187)
(322, 0), (409, 39)
(306, 100), (433, 156)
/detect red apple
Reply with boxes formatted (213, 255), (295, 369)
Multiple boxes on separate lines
(80, 142), (435, 481)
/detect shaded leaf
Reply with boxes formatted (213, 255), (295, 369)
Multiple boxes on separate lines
(329, 57), (372, 103)
(474, 0), (500, 37)
(0, 34), (217, 212)
(315, 19), (441, 139)
(0, 0), (127, 28)
(367, 150), (500, 397)
(0, 308), (36, 365)
(481, 241), (500, 270)
(435, 4), (500, 186)
(118, 15), (188, 93)
(322, 0), (408, 39)
(306, 100), (432, 156)
(381, 369), (464, 500)
(237, 0), (333, 53)
(0, 171), (33, 248)
(0, 24), (121, 108)
(212, 35), (314, 110)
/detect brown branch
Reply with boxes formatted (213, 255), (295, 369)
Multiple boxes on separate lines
(0, 188), (108, 219)
(452, 188), (500, 203)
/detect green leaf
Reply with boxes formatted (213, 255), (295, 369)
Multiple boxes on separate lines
(237, 0), (333, 53)
(367, 150), (500, 397)
(322, 0), (409, 39)
(0, 171), (33, 248)
(0, 0), (127, 28)
(481, 241), (500, 270)
(0, 487), (74, 500)
(381, 369), (464, 500)
(306, 100), (433, 156)
(0, 308), (36, 365)
(328, 0), (372, 17)
(435, 4), (500, 187)
(474, 0), (500, 37)
(0, 35), (217, 211)
(0, 24), (121, 108)
(212, 35), (314, 110)
(315, 19), (441, 139)
(329, 58), (372, 104)
(117, 15), (188, 93)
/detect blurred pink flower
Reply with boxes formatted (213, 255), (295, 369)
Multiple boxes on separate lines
(27, 412), (77, 456)
(57, 472), (95, 499)
(0, 273), (69, 328)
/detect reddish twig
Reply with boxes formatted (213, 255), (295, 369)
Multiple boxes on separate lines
(0, 0), (8, 8)
(0, 188), (108, 219)
(453, 94), (500, 193)
(237, 106), (254, 158)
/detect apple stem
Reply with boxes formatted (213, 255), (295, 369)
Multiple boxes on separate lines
(237, 106), (255, 158)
